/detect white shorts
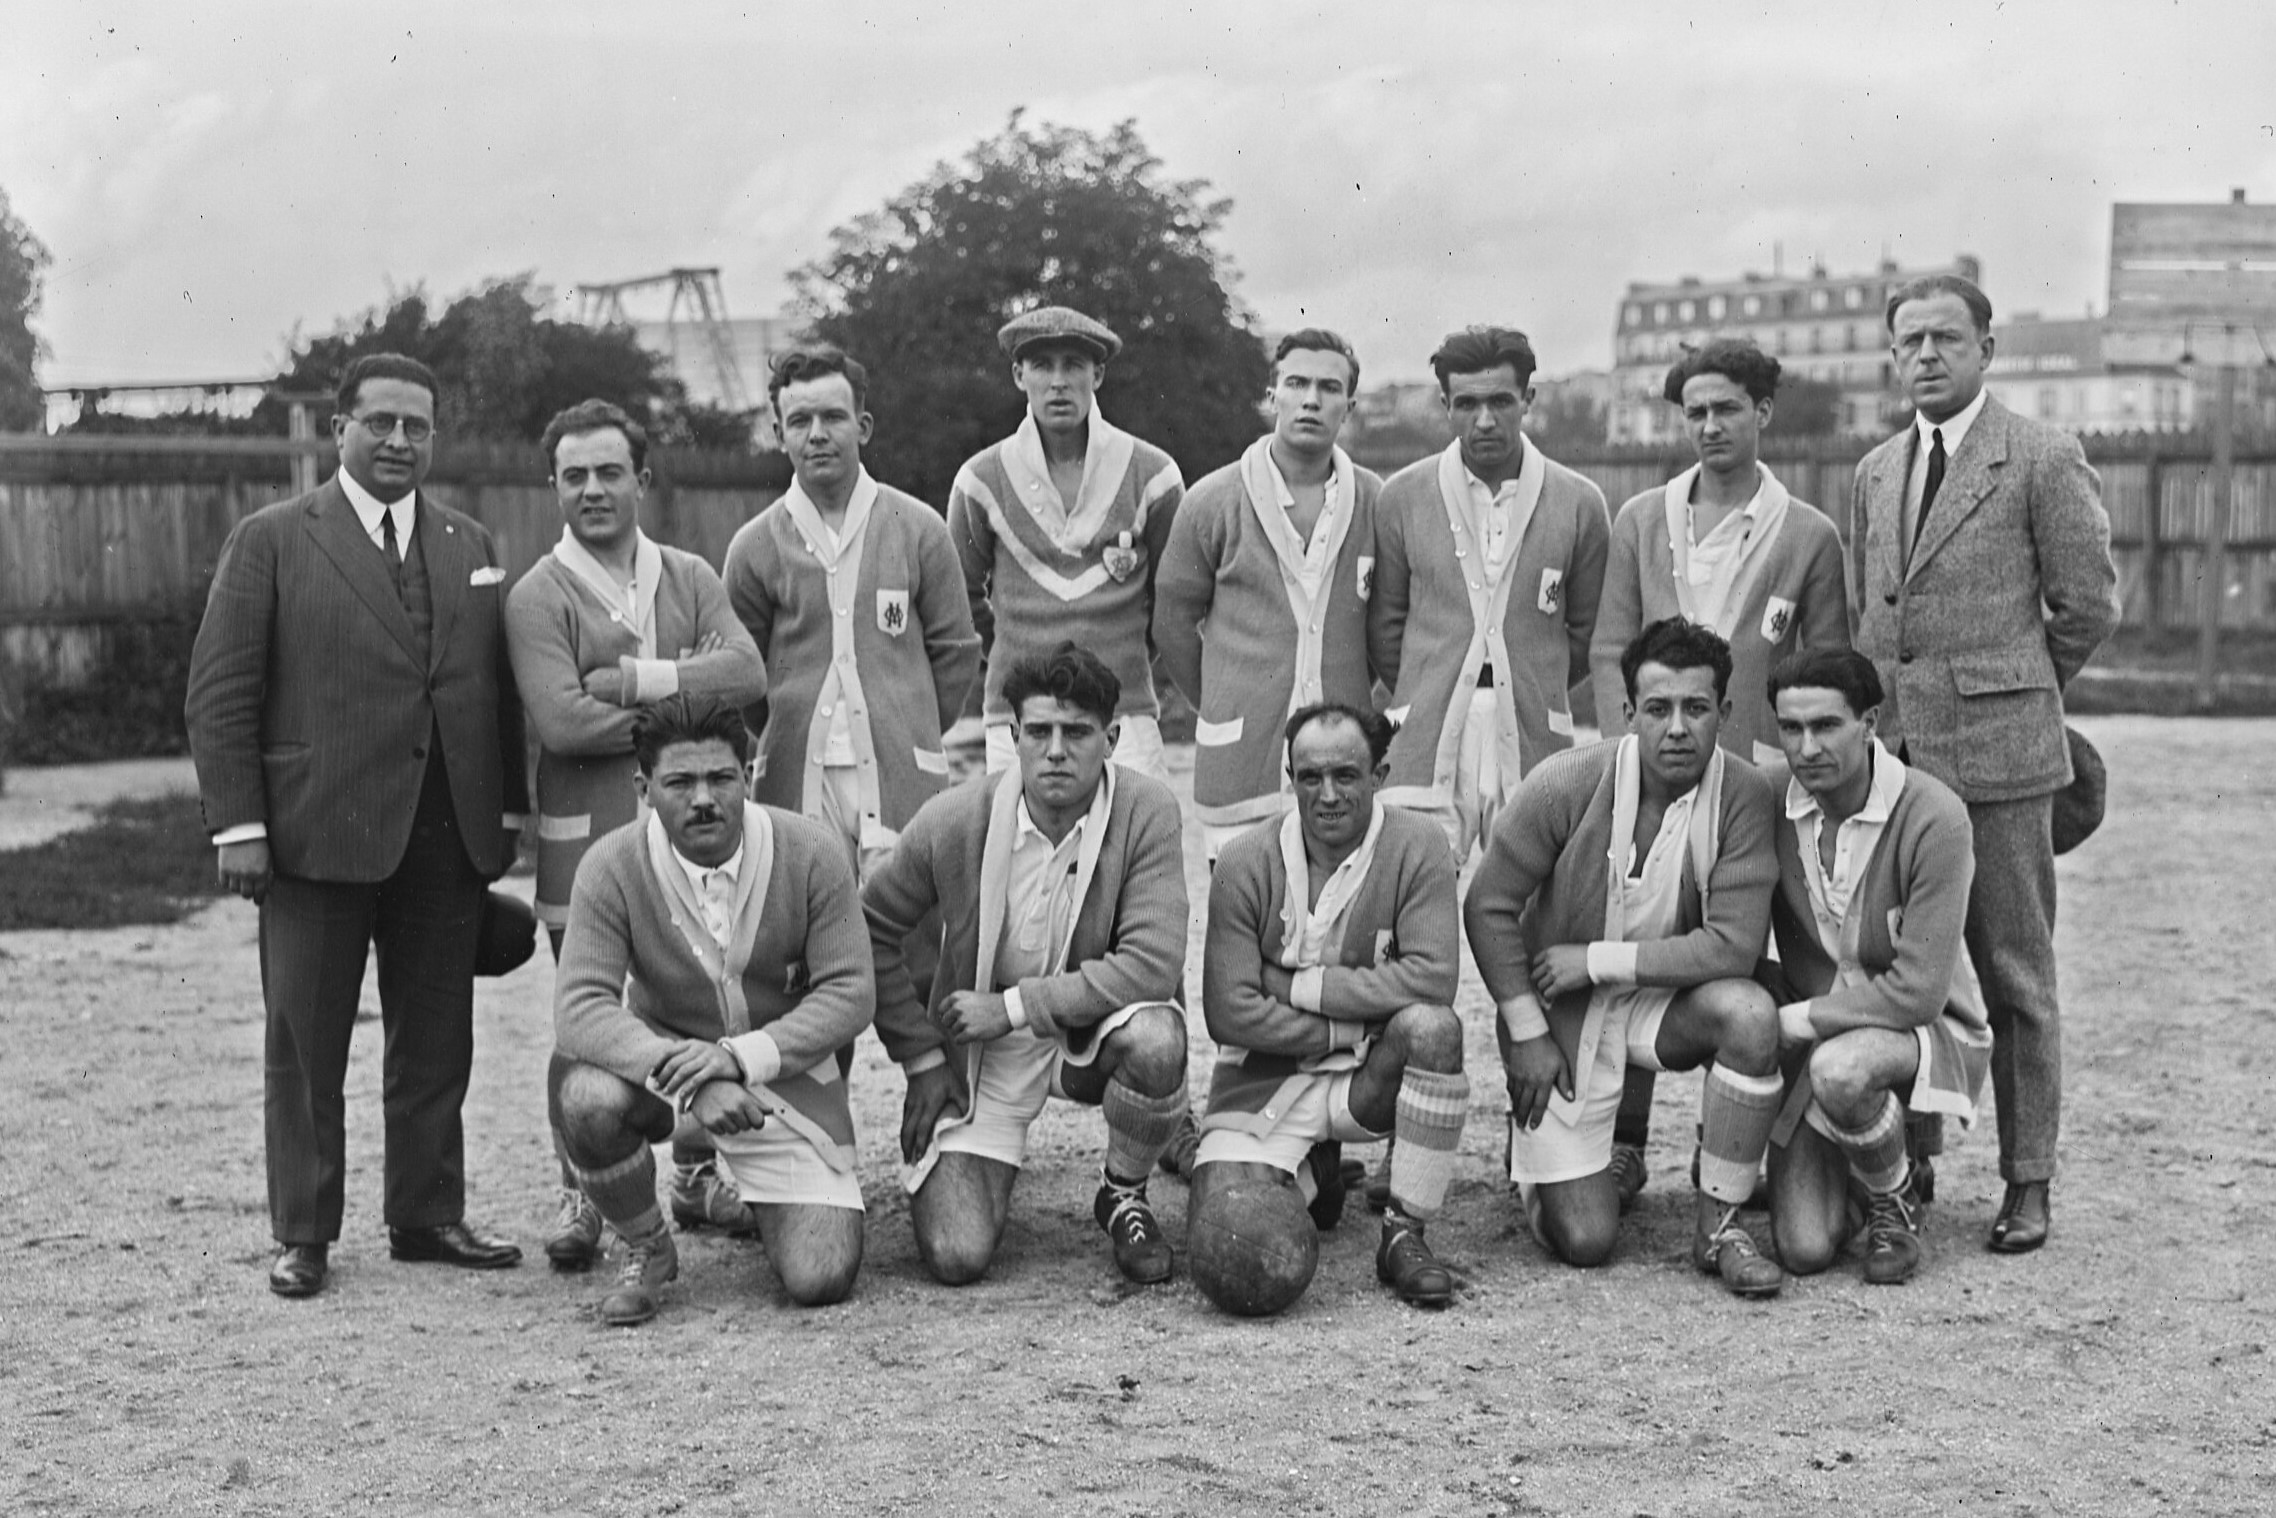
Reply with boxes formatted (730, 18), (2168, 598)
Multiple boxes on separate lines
(1508, 987), (1676, 1186)
(902, 1002), (1160, 1192)
(1400, 687), (1508, 863)
(711, 1112), (865, 1212)
(1195, 1068), (1385, 1175)
(817, 763), (896, 884)
(987, 715), (1169, 786)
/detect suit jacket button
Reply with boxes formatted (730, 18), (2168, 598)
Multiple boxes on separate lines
(413, 746), (427, 759)
(1897, 652), (1913, 664)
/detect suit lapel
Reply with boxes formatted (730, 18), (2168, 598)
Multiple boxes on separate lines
(1908, 403), (2007, 580)
(417, 494), (465, 672)
(307, 480), (419, 662)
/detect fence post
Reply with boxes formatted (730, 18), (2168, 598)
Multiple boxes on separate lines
(2196, 365), (2237, 708)
(2140, 446), (2162, 629)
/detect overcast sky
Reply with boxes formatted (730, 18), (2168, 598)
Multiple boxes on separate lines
(5, 1), (2273, 390)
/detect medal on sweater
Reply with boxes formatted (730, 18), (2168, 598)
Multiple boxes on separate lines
(877, 588), (909, 636)
(1102, 530), (1139, 583)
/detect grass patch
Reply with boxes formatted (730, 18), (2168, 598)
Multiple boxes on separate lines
(0, 793), (228, 930)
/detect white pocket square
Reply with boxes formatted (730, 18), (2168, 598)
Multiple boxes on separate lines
(469, 566), (506, 586)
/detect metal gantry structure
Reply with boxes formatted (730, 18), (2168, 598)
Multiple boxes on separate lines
(572, 267), (755, 418)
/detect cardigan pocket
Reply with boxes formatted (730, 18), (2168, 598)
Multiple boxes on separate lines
(912, 747), (950, 776)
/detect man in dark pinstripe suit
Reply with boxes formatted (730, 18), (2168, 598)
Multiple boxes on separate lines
(186, 353), (530, 1297)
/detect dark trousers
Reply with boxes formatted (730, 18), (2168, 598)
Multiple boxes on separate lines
(1964, 793), (2061, 1185)
(261, 752), (485, 1243)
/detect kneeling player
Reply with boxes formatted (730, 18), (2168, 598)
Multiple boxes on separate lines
(1192, 703), (1468, 1308)
(552, 696), (873, 1324)
(865, 642), (1190, 1285)
(1761, 649), (1987, 1283)
(1464, 618), (1787, 1296)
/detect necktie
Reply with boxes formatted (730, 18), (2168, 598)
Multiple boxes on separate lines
(1913, 428), (1946, 552)
(379, 508), (407, 604)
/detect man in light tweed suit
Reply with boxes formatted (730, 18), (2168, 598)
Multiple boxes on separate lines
(1850, 274), (2119, 1253)
(187, 353), (529, 1298)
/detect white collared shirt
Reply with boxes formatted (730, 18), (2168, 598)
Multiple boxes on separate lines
(673, 840), (745, 949)
(1684, 480), (1763, 629)
(1462, 449), (1528, 574)
(996, 797), (1088, 1030)
(1786, 738), (1906, 950)
(338, 470), (415, 554)
(1265, 448), (1344, 581)
(1904, 388), (1987, 548)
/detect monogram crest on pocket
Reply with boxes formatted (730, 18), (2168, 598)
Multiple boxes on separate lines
(1101, 530), (1140, 583)
(1761, 595), (1796, 643)
(1356, 555), (1375, 600)
(783, 959), (810, 996)
(877, 589), (910, 636)
(1538, 567), (1564, 615)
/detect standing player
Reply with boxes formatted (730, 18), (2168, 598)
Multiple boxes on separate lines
(1590, 338), (1847, 1207)
(552, 696), (872, 1323)
(1464, 619), (1785, 1296)
(1153, 329), (1383, 861)
(723, 346), (979, 882)
(948, 307), (1183, 785)
(1759, 649), (1987, 1284)
(1192, 703), (1468, 1308)
(864, 643), (1190, 1286)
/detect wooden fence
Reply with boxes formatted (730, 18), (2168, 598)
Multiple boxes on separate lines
(0, 436), (785, 684)
(2, 427), (2272, 689)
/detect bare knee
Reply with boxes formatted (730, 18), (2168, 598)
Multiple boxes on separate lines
(776, 1226), (864, 1307)
(1103, 1005), (1188, 1095)
(1808, 1040), (1879, 1124)
(1388, 1003), (1464, 1071)
(1552, 1215), (1619, 1268)
(916, 1222), (995, 1286)
(1772, 1214), (1838, 1276)
(1534, 1186), (1619, 1268)
(1698, 979), (1778, 1074)
(554, 1063), (650, 1162)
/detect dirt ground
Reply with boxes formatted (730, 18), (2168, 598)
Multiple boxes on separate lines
(3, 715), (2272, 1516)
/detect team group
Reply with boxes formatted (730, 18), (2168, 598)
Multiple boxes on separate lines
(182, 272), (2121, 1320)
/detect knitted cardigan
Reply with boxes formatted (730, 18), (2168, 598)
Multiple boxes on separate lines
(862, 764), (1188, 1070)
(1201, 805), (1459, 1128)
(1463, 739), (1778, 1071)
(723, 480), (980, 836)
(506, 543), (768, 924)
(1591, 483), (1848, 764)
(1152, 451), (1384, 824)
(553, 805), (873, 1147)
(947, 418), (1183, 722)
(1368, 441), (1610, 809)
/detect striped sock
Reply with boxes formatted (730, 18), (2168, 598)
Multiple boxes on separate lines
(1389, 1067), (1470, 1221)
(1827, 1094), (1910, 1197)
(569, 1145), (664, 1241)
(1698, 1065), (1784, 1205)
(1103, 1079), (1188, 1184)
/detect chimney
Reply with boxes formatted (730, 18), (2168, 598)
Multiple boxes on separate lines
(2234, 188), (2248, 205)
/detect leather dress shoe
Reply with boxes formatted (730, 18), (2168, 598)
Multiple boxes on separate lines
(389, 1221), (524, 1270)
(1987, 1181), (2050, 1254)
(269, 1243), (329, 1297)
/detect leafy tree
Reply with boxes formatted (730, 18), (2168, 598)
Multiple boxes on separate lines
(795, 112), (1270, 504)
(261, 275), (717, 444)
(1, 187), (52, 432)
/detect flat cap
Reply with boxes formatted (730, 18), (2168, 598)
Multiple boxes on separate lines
(2051, 725), (2106, 856)
(998, 306), (1122, 363)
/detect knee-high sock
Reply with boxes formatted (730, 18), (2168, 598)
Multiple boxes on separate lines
(569, 1145), (664, 1241)
(1825, 1094), (1909, 1197)
(1389, 1068), (1470, 1221)
(1103, 1078), (1187, 1185)
(1698, 1065), (1783, 1205)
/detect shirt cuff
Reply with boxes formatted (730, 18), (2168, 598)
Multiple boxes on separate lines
(212, 822), (268, 847)
(723, 1029), (782, 1086)
(1585, 941), (1639, 985)
(622, 656), (681, 705)
(1328, 1019), (1364, 1051)
(1291, 966), (1326, 1014)
(903, 1047), (948, 1076)
(1499, 993), (1550, 1043)
(1003, 987), (1029, 1032)
(1779, 1000), (1819, 1045)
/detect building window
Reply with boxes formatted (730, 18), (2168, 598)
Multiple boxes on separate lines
(1809, 288), (1830, 312)
(1624, 304), (1642, 327)
(2038, 386), (2058, 419)
(1809, 327), (1823, 353)
(1653, 302), (1670, 323)
(1843, 286), (1864, 310)
(1707, 295), (1727, 320)
(1677, 299), (1696, 322)
(1742, 294), (1762, 318)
